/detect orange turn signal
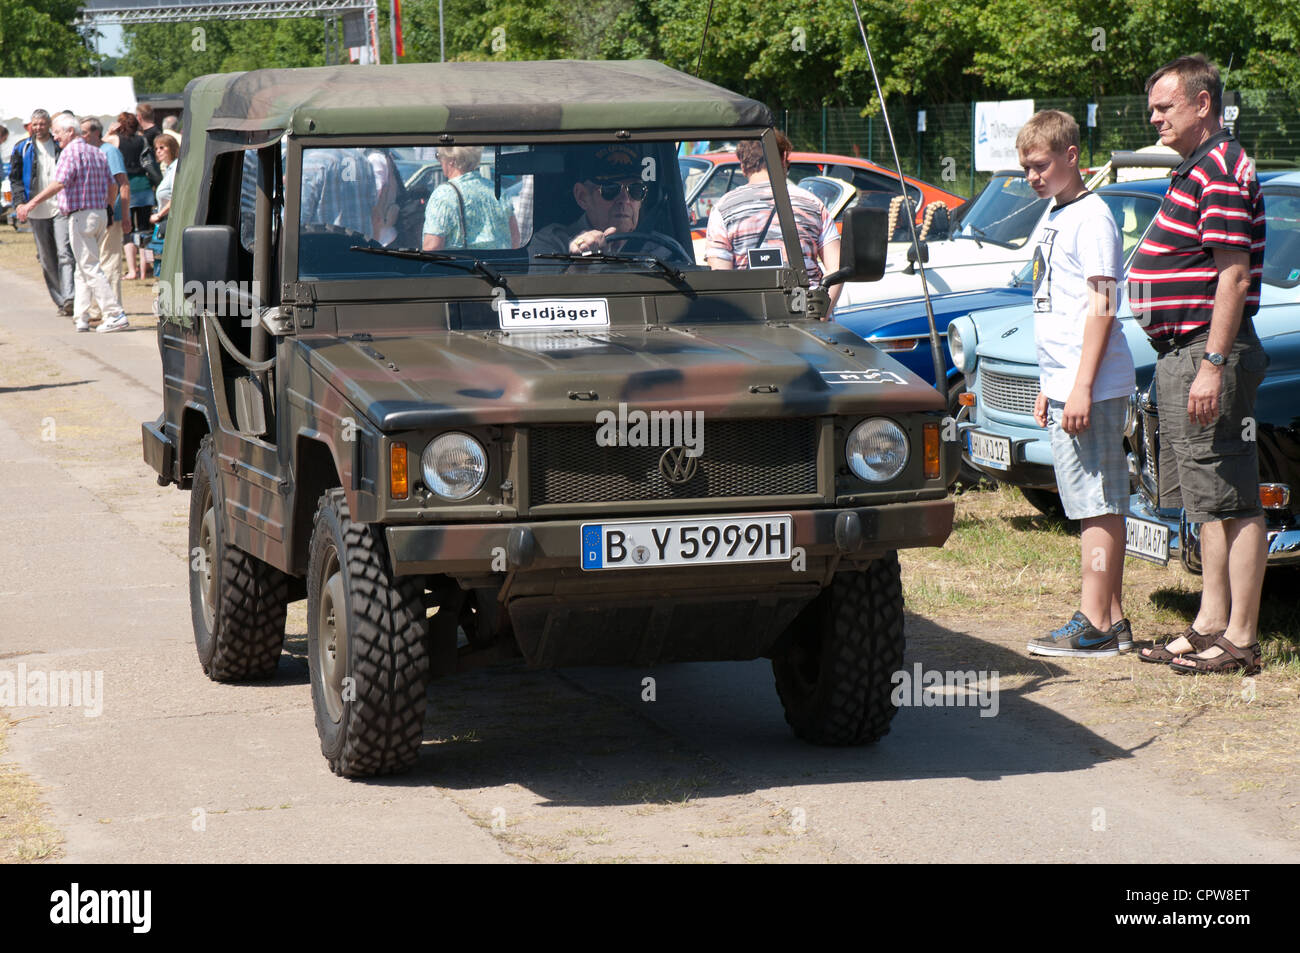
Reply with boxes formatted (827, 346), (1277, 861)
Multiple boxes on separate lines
(924, 422), (941, 480)
(1259, 483), (1290, 509)
(390, 442), (409, 500)
(958, 392), (975, 407)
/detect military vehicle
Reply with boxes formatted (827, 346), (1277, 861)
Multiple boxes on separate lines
(142, 60), (956, 777)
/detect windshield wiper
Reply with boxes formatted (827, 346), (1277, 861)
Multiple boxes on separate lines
(349, 245), (507, 287)
(534, 252), (686, 283)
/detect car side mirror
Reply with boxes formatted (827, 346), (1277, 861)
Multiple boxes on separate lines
(182, 225), (239, 315)
(821, 206), (887, 286)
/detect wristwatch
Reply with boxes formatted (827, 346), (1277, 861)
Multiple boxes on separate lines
(1203, 352), (1227, 366)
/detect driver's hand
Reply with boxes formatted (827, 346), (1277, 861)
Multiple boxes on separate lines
(569, 227), (616, 255)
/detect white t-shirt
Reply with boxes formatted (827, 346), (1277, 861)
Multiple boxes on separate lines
(1030, 190), (1134, 403)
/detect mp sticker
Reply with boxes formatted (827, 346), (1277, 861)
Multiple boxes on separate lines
(821, 369), (908, 385)
(498, 298), (611, 330)
(747, 246), (785, 268)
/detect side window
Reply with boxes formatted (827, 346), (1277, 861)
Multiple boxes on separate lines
(240, 150), (258, 253)
(690, 168), (737, 225)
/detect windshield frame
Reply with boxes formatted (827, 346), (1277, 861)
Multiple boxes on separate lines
(282, 129), (810, 297)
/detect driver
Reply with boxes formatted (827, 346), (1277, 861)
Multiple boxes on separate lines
(529, 144), (682, 264)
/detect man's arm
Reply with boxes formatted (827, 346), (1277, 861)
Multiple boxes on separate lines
(821, 237), (842, 309)
(16, 179), (63, 222)
(115, 173), (131, 234)
(1188, 247), (1251, 426)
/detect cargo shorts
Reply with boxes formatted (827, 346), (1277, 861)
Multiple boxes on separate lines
(1154, 332), (1268, 523)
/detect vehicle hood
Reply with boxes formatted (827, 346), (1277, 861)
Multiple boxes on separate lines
(299, 322), (946, 430)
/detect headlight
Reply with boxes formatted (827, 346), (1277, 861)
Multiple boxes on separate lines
(1124, 390), (1140, 438)
(846, 418), (910, 483)
(946, 316), (978, 375)
(421, 433), (488, 500)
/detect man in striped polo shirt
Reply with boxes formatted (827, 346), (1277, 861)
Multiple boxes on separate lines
(705, 134), (840, 314)
(1127, 55), (1267, 676)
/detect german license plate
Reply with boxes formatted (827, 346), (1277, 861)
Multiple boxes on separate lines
(581, 515), (793, 570)
(967, 430), (1011, 470)
(1125, 516), (1169, 565)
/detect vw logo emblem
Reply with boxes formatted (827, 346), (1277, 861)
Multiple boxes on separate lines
(1001, 326), (1019, 338)
(659, 446), (698, 485)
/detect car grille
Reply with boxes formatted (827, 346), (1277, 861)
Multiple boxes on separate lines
(1138, 407), (1160, 501)
(528, 418), (819, 506)
(980, 369), (1040, 416)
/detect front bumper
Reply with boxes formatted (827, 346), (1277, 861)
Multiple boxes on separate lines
(957, 420), (1057, 489)
(1127, 491), (1300, 574)
(385, 498), (954, 576)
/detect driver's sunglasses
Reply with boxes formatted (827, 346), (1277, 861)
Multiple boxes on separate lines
(593, 181), (649, 201)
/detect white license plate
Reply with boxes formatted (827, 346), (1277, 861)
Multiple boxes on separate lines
(967, 430), (1011, 470)
(581, 515), (793, 570)
(1125, 516), (1170, 565)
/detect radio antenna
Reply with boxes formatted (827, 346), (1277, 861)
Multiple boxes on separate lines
(695, 0), (717, 76)
(847, 0), (946, 398)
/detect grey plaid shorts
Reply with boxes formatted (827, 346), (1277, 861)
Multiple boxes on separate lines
(1046, 395), (1131, 520)
(1154, 334), (1268, 523)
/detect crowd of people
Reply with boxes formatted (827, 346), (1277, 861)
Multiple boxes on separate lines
(6, 102), (180, 332)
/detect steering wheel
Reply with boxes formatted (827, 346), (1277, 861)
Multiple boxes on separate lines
(604, 231), (694, 264)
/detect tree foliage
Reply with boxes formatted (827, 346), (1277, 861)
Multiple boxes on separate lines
(110, 0), (1299, 103)
(0, 0), (94, 77)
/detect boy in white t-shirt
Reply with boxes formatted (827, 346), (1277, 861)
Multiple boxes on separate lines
(1018, 110), (1137, 658)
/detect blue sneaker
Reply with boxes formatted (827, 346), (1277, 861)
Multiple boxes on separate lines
(1027, 611), (1120, 657)
(1111, 618), (1133, 653)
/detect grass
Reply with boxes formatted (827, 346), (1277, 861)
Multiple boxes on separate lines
(0, 718), (64, 863)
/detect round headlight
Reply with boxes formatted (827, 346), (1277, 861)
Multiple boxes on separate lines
(421, 433), (488, 500)
(947, 323), (964, 369)
(847, 418), (910, 483)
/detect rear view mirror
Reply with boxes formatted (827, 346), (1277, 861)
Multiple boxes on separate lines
(821, 206), (887, 286)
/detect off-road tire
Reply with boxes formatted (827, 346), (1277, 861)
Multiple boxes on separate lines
(772, 553), (905, 745)
(307, 489), (430, 778)
(1020, 486), (1066, 519)
(189, 435), (289, 681)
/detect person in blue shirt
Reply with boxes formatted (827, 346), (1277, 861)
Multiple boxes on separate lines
(80, 116), (130, 321)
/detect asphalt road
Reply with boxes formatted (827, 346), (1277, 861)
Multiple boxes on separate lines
(1, 265), (1295, 864)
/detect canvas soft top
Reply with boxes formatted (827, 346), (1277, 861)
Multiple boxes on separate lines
(191, 59), (773, 137)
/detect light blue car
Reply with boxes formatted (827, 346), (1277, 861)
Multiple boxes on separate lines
(949, 171), (1298, 527)
(946, 177), (1171, 513)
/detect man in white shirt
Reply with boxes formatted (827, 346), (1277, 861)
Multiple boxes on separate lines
(10, 110), (75, 314)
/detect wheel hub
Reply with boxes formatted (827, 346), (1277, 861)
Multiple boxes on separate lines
(316, 551), (348, 723)
(199, 504), (217, 631)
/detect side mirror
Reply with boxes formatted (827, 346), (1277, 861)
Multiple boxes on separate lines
(821, 206), (887, 286)
(182, 225), (239, 315)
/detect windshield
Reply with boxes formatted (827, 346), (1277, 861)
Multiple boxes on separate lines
(296, 139), (778, 281)
(954, 173), (1047, 248)
(1098, 191), (1162, 268)
(1262, 188), (1300, 289)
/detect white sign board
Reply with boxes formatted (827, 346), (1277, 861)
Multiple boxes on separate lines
(0, 77), (138, 145)
(974, 99), (1035, 171)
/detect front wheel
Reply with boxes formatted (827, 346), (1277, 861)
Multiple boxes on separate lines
(772, 554), (905, 745)
(307, 489), (430, 778)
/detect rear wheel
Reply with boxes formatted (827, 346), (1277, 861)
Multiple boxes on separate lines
(307, 489), (430, 778)
(772, 554), (905, 745)
(188, 435), (289, 681)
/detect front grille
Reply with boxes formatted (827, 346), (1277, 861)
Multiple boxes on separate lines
(528, 418), (819, 506)
(981, 369), (1040, 415)
(1139, 409), (1160, 500)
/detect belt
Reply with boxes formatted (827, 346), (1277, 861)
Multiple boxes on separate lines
(1149, 328), (1209, 356)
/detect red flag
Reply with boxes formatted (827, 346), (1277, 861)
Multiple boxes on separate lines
(394, 0), (404, 57)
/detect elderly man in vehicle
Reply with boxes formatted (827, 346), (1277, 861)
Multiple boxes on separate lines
(529, 144), (683, 263)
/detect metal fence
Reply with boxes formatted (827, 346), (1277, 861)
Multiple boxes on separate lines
(782, 91), (1300, 198)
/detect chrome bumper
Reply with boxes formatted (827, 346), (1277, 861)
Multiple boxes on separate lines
(1127, 492), (1300, 574)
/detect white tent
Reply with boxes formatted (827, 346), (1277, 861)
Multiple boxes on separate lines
(1, 76), (139, 146)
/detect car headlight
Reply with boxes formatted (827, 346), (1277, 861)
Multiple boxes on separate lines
(846, 418), (910, 483)
(946, 315), (978, 375)
(421, 433), (488, 500)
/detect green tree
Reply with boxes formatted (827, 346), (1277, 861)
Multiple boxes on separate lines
(0, 0), (95, 77)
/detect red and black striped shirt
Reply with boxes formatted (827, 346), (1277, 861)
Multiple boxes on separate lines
(1126, 130), (1264, 342)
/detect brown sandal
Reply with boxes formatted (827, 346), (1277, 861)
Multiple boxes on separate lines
(1169, 636), (1262, 676)
(1138, 625), (1221, 664)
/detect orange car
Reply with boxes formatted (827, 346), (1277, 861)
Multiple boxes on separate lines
(681, 149), (966, 240)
